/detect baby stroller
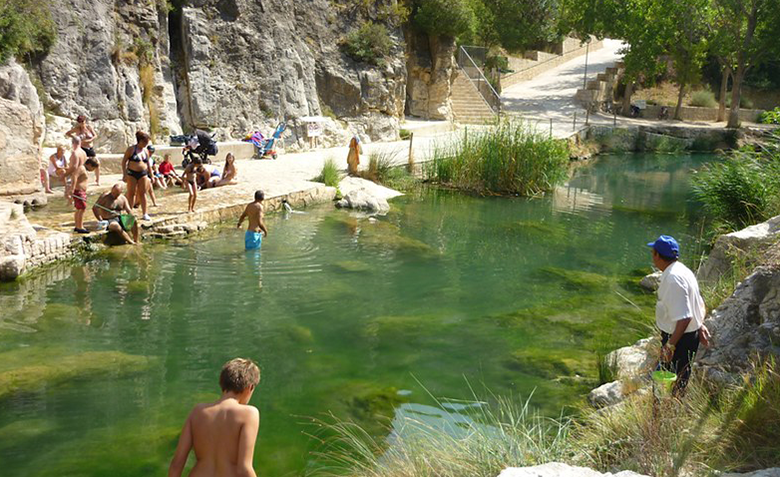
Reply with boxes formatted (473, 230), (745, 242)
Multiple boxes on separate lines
(180, 130), (218, 168)
(248, 123), (286, 160)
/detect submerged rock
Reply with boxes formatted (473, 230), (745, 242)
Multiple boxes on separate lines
(539, 267), (612, 290)
(336, 188), (390, 214)
(332, 260), (371, 273)
(499, 462), (649, 477)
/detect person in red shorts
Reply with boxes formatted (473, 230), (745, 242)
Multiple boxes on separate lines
(158, 154), (180, 187)
(71, 156), (99, 233)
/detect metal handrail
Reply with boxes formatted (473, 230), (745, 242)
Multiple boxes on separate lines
(457, 46), (501, 115)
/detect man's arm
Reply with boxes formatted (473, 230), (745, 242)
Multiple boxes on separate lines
(662, 318), (692, 362)
(92, 201), (103, 221)
(168, 414), (193, 477)
(237, 208), (247, 228)
(258, 213), (269, 237)
(236, 407), (260, 477)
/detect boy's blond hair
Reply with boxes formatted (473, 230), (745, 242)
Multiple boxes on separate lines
(219, 358), (260, 393)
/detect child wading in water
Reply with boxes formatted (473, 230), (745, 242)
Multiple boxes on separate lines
(237, 190), (269, 250)
(169, 358), (261, 477)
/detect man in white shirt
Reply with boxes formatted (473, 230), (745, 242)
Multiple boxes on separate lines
(648, 235), (708, 391)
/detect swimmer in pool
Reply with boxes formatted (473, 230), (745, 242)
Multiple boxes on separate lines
(236, 190), (269, 250)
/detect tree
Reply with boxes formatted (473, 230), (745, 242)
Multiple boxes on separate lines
(711, 0), (780, 128)
(481, 0), (561, 52)
(0, 0), (56, 64)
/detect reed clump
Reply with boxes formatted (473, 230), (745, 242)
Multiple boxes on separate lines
(314, 158), (341, 188)
(425, 121), (570, 196)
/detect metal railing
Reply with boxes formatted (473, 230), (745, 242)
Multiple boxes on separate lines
(457, 46), (501, 115)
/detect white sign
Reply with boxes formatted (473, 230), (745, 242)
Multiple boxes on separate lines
(306, 121), (323, 138)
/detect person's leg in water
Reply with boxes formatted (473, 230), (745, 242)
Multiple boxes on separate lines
(108, 220), (136, 245)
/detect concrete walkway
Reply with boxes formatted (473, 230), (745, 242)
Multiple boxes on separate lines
(502, 39), (625, 138)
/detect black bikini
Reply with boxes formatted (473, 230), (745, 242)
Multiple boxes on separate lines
(126, 147), (149, 180)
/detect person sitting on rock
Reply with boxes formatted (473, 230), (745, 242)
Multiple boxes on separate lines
(42, 145), (68, 195)
(158, 154), (180, 187)
(92, 182), (140, 245)
(198, 163), (221, 189)
(216, 153), (238, 187)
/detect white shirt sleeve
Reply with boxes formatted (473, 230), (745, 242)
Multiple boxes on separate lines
(663, 277), (692, 321)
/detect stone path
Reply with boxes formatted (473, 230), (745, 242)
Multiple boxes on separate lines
(31, 128), (463, 231)
(502, 39), (625, 138)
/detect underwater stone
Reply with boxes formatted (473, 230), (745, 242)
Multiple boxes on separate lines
(0, 254), (25, 280)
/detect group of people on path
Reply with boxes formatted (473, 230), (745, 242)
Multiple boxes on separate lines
(43, 117), (247, 243)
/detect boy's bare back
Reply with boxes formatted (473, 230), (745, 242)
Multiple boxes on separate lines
(183, 400), (259, 477)
(243, 202), (264, 232)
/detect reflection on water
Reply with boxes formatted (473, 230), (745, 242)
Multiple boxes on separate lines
(0, 153), (716, 476)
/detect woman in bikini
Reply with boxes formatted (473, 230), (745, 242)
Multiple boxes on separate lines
(122, 131), (152, 221)
(65, 115), (101, 185)
(41, 145), (68, 194)
(216, 153), (238, 187)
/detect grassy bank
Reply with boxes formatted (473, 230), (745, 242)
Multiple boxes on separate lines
(424, 121), (570, 196)
(310, 360), (780, 476)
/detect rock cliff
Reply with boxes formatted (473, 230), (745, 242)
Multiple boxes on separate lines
(22, 0), (424, 152)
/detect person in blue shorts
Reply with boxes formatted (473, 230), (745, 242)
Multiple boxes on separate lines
(237, 190), (269, 250)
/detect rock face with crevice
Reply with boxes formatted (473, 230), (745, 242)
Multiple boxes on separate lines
(0, 98), (41, 198)
(405, 32), (455, 120)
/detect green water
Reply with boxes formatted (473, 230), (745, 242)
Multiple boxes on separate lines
(0, 153), (713, 476)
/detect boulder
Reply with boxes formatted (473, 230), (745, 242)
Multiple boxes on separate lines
(698, 266), (780, 374)
(723, 469), (780, 477)
(499, 463), (649, 477)
(607, 338), (657, 380)
(698, 215), (780, 285)
(336, 188), (390, 213)
(0, 98), (41, 197)
(0, 59), (44, 146)
(588, 380), (624, 408)
(0, 255), (26, 281)
(639, 270), (662, 291)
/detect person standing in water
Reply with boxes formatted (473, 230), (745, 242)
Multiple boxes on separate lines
(237, 190), (269, 250)
(168, 358), (261, 477)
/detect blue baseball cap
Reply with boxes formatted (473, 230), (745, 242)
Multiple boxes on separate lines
(647, 235), (679, 259)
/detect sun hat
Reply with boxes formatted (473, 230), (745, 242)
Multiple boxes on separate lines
(647, 235), (680, 259)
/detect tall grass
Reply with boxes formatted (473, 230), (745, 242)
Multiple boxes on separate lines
(314, 158), (341, 187)
(424, 121), (570, 196)
(692, 134), (780, 232)
(689, 89), (717, 108)
(309, 391), (572, 477)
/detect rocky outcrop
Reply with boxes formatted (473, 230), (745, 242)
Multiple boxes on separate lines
(336, 187), (391, 213)
(723, 469), (780, 477)
(698, 215), (780, 285)
(588, 380), (625, 408)
(0, 59), (45, 147)
(698, 266), (780, 374)
(499, 463), (648, 477)
(639, 270), (662, 291)
(0, 202), (73, 281)
(588, 125), (739, 153)
(405, 32), (455, 120)
(0, 98), (41, 198)
(608, 337), (657, 380)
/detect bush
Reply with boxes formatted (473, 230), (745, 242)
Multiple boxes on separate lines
(759, 107), (780, 125)
(358, 150), (396, 183)
(692, 139), (780, 231)
(0, 0), (56, 64)
(424, 120), (570, 196)
(399, 128), (411, 140)
(413, 0), (477, 39)
(342, 21), (392, 66)
(690, 89), (718, 108)
(314, 158), (341, 187)
(726, 95), (755, 109)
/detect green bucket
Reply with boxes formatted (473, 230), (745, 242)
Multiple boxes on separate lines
(652, 370), (677, 395)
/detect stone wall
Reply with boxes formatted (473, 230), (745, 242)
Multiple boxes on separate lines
(502, 39), (604, 89)
(587, 124), (739, 153)
(642, 104), (764, 123)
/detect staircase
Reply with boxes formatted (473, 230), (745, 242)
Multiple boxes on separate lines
(451, 71), (498, 124)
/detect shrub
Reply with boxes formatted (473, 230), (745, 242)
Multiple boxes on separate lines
(692, 139), (780, 231)
(424, 120), (570, 196)
(0, 0), (56, 64)
(759, 107), (780, 125)
(399, 128), (411, 140)
(690, 89), (718, 108)
(358, 150), (396, 183)
(413, 0), (477, 39)
(314, 158), (341, 187)
(342, 21), (392, 66)
(726, 95), (755, 109)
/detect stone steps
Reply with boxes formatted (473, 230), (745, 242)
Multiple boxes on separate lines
(450, 72), (497, 124)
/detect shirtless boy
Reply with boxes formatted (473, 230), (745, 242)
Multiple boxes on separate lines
(236, 191), (269, 250)
(70, 138), (98, 233)
(183, 158), (203, 212)
(92, 183), (140, 245)
(169, 358), (261, 477)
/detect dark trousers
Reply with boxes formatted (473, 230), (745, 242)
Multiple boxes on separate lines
(660, 329), (700, 389)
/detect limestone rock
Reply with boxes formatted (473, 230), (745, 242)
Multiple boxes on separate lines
(588, 380), (624, 408)
(698, 216), (780, 285)
(639, 270), (662, 291)
(499, 463), (649, 477)
(0, 255), (26, 281)
(0, 98), (41, 197)
(405, 32), (455, 120)
(0, 59), (45, 146)
(338, 177), (404, 201)
(607, 338), (657, 380)
(723, 469), (780, 477)
(336, 188), (390, 213)
(698, 266), (780, 373)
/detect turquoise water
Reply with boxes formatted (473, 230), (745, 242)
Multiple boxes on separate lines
(0, 153), (713, 476)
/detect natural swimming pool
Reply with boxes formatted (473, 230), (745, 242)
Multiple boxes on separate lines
(0, 153), (714, 476)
